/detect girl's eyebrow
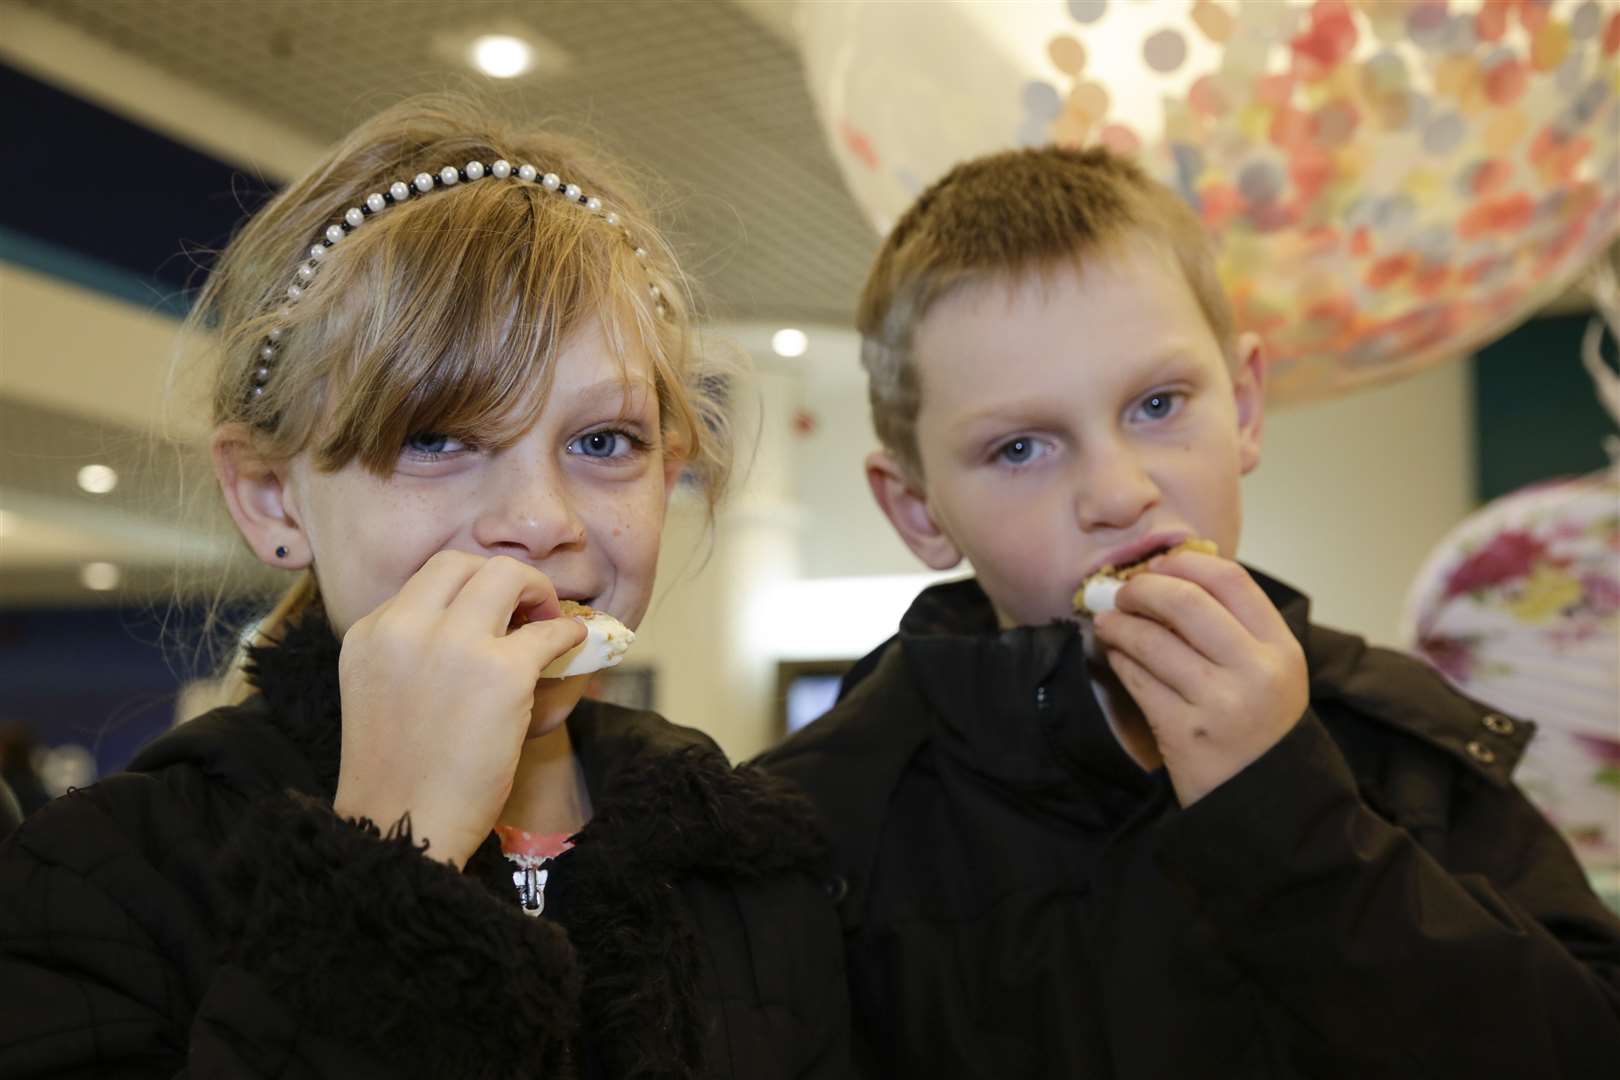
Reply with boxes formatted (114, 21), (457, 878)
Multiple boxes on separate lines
(570, 377), (659, 414)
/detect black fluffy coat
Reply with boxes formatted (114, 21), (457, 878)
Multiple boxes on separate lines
(0, 616), (852, 1079)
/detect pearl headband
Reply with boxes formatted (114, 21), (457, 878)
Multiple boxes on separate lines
(249, 159), (666, 401)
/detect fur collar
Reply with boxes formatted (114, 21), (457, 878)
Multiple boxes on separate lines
(237, 612), (829, 1079)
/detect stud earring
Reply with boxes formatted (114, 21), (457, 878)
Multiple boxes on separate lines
(274, 545), (288, 559)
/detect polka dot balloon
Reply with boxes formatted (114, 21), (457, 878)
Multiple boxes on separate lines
(799, 0), (1620, 403)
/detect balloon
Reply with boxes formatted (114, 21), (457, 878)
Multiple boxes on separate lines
(799, 0), (1620, 403)
(1402, 465), (1620, 876)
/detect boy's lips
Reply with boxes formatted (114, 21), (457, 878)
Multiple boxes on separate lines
(1078, 531), (1192, 582)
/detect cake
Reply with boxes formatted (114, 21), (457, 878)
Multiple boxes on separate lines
(1072, 538), (1218, 616)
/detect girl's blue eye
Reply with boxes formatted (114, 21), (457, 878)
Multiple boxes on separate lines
(579, 432), (620, 458)
(570, 429), (646, 459)
(404, 432), (466, 456)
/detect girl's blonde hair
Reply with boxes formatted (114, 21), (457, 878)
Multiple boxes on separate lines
(190, 96), (731, 690)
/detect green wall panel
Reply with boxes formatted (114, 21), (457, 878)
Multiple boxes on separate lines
(1472, 314), (1616, 503)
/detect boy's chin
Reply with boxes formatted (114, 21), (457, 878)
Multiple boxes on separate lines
(993, 600), (1086, 632)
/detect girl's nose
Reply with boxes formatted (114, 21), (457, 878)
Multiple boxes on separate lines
(1074, 444), (1160, 533)
(470, 464), (587, 560)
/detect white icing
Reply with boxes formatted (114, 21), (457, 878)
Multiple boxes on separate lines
(1081, 576), (1124, 616)
(539, 612), (634, 678)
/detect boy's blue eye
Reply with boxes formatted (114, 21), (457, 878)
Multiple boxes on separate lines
(996, 437), (1049, 466)
(1134, 391), (1183, 422)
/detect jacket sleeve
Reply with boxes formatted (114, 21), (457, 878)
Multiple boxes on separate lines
(0, 781), (580, 1079)
(1154, 709), (1620, 1077)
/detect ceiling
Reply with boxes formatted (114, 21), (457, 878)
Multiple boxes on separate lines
(8, 0), (881, 328)
(0, 0), (1612, 608)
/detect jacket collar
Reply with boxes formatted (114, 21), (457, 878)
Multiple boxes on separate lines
(802, 568), (1526, 929)
(897, 578), (1157, 815)
(223, 611), (830, 862)
(796, 577), (1164, 930)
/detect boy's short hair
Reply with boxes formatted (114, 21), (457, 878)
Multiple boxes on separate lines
(856, 146), (1235, 479)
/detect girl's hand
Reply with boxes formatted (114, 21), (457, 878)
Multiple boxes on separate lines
(1092, 551), (1308, 807)
(333, 551), (587, 868)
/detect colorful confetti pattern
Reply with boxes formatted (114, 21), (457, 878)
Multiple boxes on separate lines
(803, 0), (1620, 404)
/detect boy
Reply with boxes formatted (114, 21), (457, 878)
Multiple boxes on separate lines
(759, 147), (1620, 1077)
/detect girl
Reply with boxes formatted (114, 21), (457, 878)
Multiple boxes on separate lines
(0, 98), (851, 1078)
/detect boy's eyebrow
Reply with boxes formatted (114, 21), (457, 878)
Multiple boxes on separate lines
(951, 397), (1060, 435)
(949, 344), (1207, 434)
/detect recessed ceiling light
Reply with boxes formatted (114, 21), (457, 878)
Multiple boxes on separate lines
(81, 562), (121, 591)
(469, 34), (534, 79)
(772, 328), (809, 358)
(77, 463), (118, 495)
(432, 25), (571, 83)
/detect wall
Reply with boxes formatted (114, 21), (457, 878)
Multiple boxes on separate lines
(1241, 359), (1474, 647)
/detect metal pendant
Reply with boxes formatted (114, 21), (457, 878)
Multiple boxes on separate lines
(512, 864), (551, 917)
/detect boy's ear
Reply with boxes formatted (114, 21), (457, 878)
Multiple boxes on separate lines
(1232, 332), (1266, 476)
(865, 449), (963, 571)
(211, 424), (311, 568)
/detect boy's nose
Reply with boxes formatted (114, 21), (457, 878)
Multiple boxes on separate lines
(1074, 447), (1159, 532)
(470, 468), (587, 560)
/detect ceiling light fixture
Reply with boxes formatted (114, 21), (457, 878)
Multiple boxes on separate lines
(469, 34), (535, 79)
(772, 328), (809, 358)
(80, 562), (121, 591)
(77, 464), (118, 495)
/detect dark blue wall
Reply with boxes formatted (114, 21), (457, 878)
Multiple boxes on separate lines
(0, 60), (276, 314)
(0, 606), (233, 778)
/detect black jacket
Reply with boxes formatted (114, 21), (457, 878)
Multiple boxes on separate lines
(759, 575), (1620, 1078)
(0, 616), (852, 1079)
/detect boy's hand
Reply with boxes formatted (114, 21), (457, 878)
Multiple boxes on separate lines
(1092, 551), (1307, 807)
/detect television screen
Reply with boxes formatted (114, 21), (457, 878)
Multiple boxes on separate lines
(776, 660), (854, 735)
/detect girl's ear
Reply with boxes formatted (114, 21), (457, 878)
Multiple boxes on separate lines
(866, 450), (963, 571)
(659, 417), (696, 498)
(211, 425), (310, 568)
(1232, 332), (1267, 476)
(663, 447), (686, 499)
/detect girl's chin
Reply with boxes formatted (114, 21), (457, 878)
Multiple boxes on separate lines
(526, 675), (591, 739)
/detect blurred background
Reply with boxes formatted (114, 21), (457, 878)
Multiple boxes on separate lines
(1, 0), (1616, 883)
